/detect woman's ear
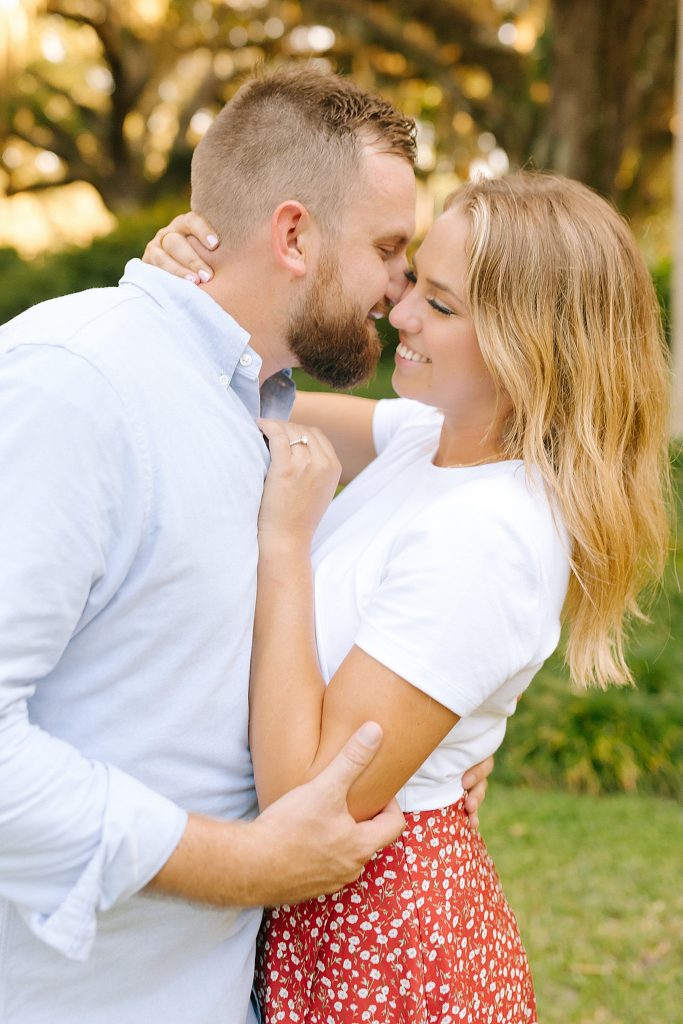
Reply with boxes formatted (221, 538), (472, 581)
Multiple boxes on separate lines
(271, 201), (317, 278)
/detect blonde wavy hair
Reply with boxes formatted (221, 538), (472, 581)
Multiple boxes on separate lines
(446, 173), (671, 688)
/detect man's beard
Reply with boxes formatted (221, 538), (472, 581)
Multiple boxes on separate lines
(286, 253), (383, 390)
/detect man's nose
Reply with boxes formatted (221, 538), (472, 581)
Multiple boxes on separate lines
(385, 256), (410, 307)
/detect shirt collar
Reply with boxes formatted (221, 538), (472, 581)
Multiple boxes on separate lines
(119, 259), (295, 421)
(260, 367), (296, 419)
(119, 259), (251, 384)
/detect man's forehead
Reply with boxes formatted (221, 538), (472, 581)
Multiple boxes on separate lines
(354, 148), (417, 237)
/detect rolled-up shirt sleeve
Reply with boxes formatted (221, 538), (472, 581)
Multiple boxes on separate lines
(0, 343), (188, 961)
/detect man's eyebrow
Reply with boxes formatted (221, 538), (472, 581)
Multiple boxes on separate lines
(375, 233), (410, 246)
(412, 252), (465, 305)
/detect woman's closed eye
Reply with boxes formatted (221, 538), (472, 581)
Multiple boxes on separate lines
(404, 269), (455, 317)
(428, 298), (456, 317)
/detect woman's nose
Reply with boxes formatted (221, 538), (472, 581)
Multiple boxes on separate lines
(389, 295), (421, 334)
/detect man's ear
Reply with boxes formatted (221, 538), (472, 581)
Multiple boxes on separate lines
(271, 201), (317, 278)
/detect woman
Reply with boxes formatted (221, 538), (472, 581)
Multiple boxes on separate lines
(145, 173), (670, 1023)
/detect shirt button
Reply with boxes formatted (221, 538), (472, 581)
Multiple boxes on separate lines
(239, 353), (252, 367)
(219, 374), (229, 386)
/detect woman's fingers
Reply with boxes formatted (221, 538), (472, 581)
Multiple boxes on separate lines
(461, 755), (494, 830)
(257, 420), (341, 542)
(166, 211), (219, 249)
(142, 229), (209, 282)
(162, 233), (215, 283)
(142, 212), (220, 283)
(258, 418), (301, 461)
(260, 421), (340, 476)
(259, 419), (317, 454)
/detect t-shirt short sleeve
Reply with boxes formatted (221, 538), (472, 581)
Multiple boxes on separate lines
(372, 398), (438, 456)
(353, 497), (543, 717)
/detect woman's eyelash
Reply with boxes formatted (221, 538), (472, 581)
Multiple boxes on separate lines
(405, 270), (454, 316)
(429, 299), (455, 317)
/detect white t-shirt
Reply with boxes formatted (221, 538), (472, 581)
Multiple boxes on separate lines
(312, 399), (570, 812)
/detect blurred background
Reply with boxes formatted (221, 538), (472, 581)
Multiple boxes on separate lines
(0, 3), (681, 1021)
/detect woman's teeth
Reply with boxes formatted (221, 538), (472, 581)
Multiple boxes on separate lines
(397, 342), (431, 363)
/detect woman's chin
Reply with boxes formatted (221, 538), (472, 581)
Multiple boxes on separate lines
(390, 368), (412, 400)
(391, 370), (428, 405)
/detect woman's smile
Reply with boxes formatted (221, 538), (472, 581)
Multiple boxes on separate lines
(395, 340), (432, 364)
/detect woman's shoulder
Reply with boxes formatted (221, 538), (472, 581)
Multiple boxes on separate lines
(410, 462), (569, 574)
(372, 398), (442, 454)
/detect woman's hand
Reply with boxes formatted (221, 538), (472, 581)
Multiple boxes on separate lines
(257, 419), (341, 548)
(142, 212), (220, 284)
(461, 755), (495, 830)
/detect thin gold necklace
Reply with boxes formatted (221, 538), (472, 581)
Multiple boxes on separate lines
(435, 453), (504, 469)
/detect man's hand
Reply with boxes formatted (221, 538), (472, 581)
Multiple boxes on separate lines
(148, 723), (405, 908)
(461, 755), (494, 830)
(251, 721), (405, 904)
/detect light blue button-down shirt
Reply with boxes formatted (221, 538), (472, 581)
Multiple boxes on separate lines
(0, 260), (294, 1023)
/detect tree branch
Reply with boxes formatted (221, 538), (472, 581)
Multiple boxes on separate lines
(5, 174), (83, 195)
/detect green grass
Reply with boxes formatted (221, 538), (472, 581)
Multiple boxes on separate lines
(482, 787), (683, 1024)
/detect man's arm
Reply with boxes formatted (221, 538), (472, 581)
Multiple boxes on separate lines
(149, 722), (405, 907)
(0, 344), (403, 960)
(0, 344), (191, 960)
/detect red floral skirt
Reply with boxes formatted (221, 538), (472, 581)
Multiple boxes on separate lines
(255, 798), (537, 1023)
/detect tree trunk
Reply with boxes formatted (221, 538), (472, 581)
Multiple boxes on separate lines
(672, 0), (683, 437)
(536, 0), (672, 200)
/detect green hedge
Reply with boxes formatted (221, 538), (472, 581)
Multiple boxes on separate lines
(651, 255), (672, 341)
(0, 199), (186, 327)
(497, 451), (683, 800)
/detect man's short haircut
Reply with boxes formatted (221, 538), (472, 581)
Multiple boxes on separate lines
(190, 63), (417, 250)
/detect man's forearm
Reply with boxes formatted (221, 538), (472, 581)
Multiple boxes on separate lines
(147, 813), (267, 907)
(148, 808), (363, 909)
(148, 727), (407, 909)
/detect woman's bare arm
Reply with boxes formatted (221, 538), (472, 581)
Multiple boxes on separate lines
(292, 392), (378, 485)
(251, 419), (459, 823)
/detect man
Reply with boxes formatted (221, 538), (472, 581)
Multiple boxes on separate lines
(0, 66), (488, 1023)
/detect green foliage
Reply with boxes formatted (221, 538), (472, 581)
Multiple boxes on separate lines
(0, 198), (186, 326)
(495, 654), (683, 798)
(651, 255), (672, 341)
(496, 453), (683, 800)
